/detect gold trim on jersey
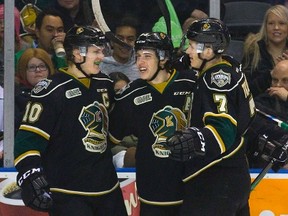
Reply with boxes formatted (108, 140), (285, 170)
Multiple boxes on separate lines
(50, 181), (120, 196)
(149, 69), (176, 93)
(183, 136), (245, 183)
(138, 196), (183, 206)
(203, 112), (237, 126)
(14, 150), (41, 166)
(19, 124), (50, 140)
(205, 125), (226, 153)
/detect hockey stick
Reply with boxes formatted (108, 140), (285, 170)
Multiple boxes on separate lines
(250, 109), (288, 191)
(157, 0), (171, 38)
(91, 0), (132, 49)
(256, 108), (288, 131)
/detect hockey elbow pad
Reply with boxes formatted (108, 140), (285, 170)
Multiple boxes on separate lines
(166, 127), (206, 162)
(17, 167), (53, 212)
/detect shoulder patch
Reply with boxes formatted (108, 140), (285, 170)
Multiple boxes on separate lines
(32, 79), (52, 94)
(211, 69), (231, 88)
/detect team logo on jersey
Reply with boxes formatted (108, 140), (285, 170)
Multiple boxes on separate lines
(149, 106), (187, 158)
(78, 101), (108, 153)
(134, 93), (152, 105)
(211, 70), (231, 88)
(32, 78), (51, 94)
(66, 88), (82, 99)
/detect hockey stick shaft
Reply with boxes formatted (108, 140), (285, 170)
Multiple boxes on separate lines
(91, 0), (132, 49)
(256, 108), (288, 131)
(250, 159), (274, 191)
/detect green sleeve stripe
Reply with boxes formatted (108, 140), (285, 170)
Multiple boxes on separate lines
(19, 124), (50, 140)
(204, 113), (237, 149)
(14, 130), (49, 159)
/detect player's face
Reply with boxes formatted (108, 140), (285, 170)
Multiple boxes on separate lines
(185, 40), (205, 69)
(26, 57), (49, 86)
(79, 45), (105, 74)
(136, 49), (159, 80)
(35, 15), (65, 54)
(266, 12), (288, 45)
(112, 26), (137, 63)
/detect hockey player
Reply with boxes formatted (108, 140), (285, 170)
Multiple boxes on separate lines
(165, 18), (254, 215)
(14, 26), (127, 216)
(108, 32), (199, 216)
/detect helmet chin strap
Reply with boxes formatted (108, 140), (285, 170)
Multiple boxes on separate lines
(192, 53), (217, 72)
(147, 62), (165, 82)
(74, 57), (91, 78)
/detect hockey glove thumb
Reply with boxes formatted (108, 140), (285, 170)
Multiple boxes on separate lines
(17, 168), (53, 212)
(165, 127), (206, 162)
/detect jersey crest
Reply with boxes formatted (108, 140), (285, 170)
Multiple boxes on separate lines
(32, 78), (52, 94)
(211, 69), (231, 88)
(149, 106), (187, 158)
(78, 101), (108, 153)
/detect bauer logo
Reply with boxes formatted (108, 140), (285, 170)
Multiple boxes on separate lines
(134, 93), (152, 105)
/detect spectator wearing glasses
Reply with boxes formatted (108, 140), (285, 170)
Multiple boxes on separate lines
(15, 48), (55, 132)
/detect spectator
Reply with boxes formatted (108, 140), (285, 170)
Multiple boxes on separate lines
(255, 59), (288, 121)
(109, 72), (137, 168)
(100, 16), (140, 81)
(53, 0), (94, 32)
(247, 61), (288, 168)
(15, 48), (55, 132)
(242, 4), (288, 97)
(15, 8), (67, 71)
(109, 71), (130, 93)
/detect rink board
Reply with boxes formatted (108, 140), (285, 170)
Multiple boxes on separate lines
(0, 168), (287, 216)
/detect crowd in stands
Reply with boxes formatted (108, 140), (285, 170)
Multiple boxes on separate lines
(0, 0), (287, 170)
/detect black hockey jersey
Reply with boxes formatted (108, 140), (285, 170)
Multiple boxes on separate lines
(109, 70), (197, 205)
(183, 60), (255, 182)
(14, 69), (119, 195)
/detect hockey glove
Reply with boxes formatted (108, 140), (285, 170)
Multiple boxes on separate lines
(258, 134), (288, 172)
(166, 127), (206, 162)
(17, 168), (53, 212)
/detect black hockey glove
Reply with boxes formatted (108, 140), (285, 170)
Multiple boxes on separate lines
(165, 127), (206, 162)
(258, 134), (288, 172)
(17, 168), (53, 212)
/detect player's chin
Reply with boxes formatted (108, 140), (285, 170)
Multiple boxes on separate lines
(139, 72), (150, 80)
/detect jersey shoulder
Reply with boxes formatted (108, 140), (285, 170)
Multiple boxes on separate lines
(115, 78), (147, 101)
(31, 72), (72, 97)
(203, 62), (245, 91)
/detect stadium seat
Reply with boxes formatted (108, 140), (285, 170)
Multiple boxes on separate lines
(223, 1), (271, 40)
(225, 39), (244, 63)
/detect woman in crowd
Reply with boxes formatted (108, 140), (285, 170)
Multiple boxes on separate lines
(15, 48), (55, 131)
(242, 4), (288, 97)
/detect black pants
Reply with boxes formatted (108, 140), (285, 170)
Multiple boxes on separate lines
(180, 166), (251, 216)
(49, 186), (127, 216)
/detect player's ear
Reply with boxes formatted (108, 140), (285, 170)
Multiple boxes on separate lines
(72, 49), (83, 63)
